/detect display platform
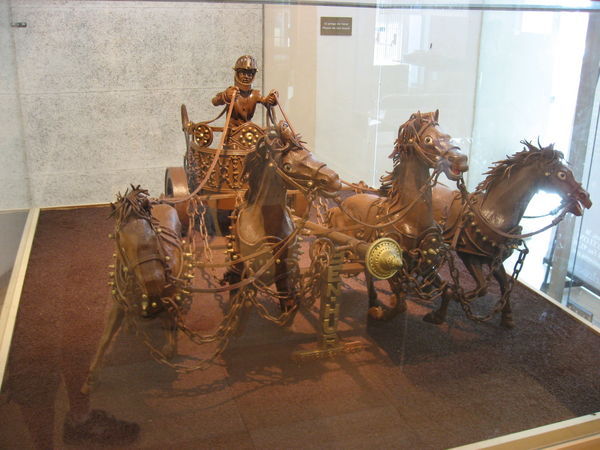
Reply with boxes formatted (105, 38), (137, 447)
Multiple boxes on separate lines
(0, 206), (598, 449)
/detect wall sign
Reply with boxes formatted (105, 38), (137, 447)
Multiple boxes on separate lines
(320, 17), (352, 36)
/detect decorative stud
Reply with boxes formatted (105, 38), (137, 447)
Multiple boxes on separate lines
(165, 256), (170, 261)
(142, 294), (148, 299)
(108, 264), (115, 269)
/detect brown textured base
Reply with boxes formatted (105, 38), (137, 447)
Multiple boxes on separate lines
(1, 206), (599, 449)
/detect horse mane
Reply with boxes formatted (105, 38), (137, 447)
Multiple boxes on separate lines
(242, 124), (305, 204)
(243, 138), (270, 204)
(111, 185), (153, 225)
(476, 140), (565, 193)
(381, 111), (439, 200)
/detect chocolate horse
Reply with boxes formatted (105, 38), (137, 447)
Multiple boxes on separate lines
(425, 141), (592, 328)
(82, 187), (190, 393)
(329, 111), (468, 319)
(226, 121), (341, 318)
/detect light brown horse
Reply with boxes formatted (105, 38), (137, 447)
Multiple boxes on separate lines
(426, 141), (592, 328)
(225, 121), (341, 317)
(329, 111), (468, 319)
(82, 186), (189, 393)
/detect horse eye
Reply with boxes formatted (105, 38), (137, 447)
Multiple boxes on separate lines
(283, 163), (292, 172)
(423, 136), (433, 145)
(557, 171), (567, 180)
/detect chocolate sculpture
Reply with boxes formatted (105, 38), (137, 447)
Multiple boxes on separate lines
(425, 141), (592, 328)
(82, 187), (191, 392)
(328, 111), (468, 319)
(212, 55), (278, 129)
(225, 121), (341, 321)
(165, 55), (282, 213)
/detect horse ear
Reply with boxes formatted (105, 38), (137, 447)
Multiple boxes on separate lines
(415, 111), (422, 123)
(541, 148), (555, 160)
(255, 136), (269, 159)
(141, 196), (151, 211)
(434, 109), (439, 121)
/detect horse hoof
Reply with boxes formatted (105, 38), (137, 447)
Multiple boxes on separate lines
(161, 345), (177, 360)
(501, 318), (515, 329)
(368, 306), (385, 320)
(422, 312), (444, 325)
(396, 300), (408, 314)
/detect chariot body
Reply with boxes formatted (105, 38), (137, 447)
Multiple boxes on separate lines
(164, 104), (265, 210)
(164, 55), (303, 226)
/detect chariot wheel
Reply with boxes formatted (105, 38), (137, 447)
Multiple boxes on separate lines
(164, 167), (191, 233)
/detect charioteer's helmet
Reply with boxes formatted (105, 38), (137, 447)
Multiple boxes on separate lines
(233, 55), (257, 90)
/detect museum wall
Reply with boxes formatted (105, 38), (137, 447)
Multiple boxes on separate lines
(0, 0), (31, 210)
(5, 0), (263, 208)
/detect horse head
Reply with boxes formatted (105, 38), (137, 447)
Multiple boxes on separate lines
(248, 121), (342, 194)
(522, 140), (592, 216)
(112, 186), (171, 318)
(392, 110), (468, 181)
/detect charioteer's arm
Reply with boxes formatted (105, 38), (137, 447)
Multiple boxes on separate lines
(260, 89), (278, 106)
(212, 86), (239, 106)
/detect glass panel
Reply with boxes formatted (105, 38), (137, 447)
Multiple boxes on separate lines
(1, 2), (599, 449)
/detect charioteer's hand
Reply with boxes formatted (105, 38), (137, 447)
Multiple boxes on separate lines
(263, 90), (278, 106)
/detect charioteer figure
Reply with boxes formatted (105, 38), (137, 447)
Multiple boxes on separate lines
(212, 55), (278, 128)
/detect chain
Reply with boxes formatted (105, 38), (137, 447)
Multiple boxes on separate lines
(448, 242), (529, 322)
(315, 195), (330, 225)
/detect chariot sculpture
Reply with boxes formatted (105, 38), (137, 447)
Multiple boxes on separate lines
(84, 56), (592, 390)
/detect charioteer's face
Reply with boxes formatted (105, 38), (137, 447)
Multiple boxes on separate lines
(236, 69), (256, 85)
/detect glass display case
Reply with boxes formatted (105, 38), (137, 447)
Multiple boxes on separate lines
(0, 0), (598, 448)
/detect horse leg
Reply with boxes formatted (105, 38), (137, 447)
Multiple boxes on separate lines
(422, 275), (454, 325)
(368, 274), (406, 320)
(423, 253), (487, 325)
(365, 271), (378, 308)
(81, 303), (124, 394)
(493, 264), (514, 329)
(160, 312), (178, 360)
(275, 256), (300, 314)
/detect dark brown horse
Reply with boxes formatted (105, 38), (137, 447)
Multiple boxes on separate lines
(83, 186), (190, 393)
(226, 121), (341, 317)
(329, 111), (468, 319)
(425, 141), (592, 328)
